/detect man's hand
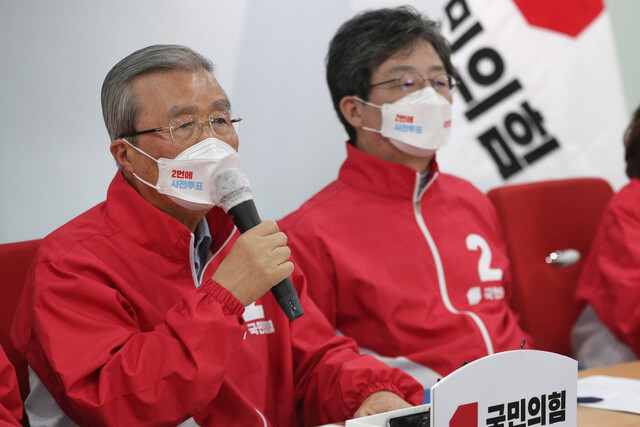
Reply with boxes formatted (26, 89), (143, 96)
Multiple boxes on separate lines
(213, 220), (294, 306)
(353, 391), (414, 418)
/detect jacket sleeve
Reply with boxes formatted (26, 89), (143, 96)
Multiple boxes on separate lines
(582, 200), (640, 357)
(14, 258), (246, 427)
(284, 224), (340, 327)
(288, 268), (424, 426)
(0, 347), (22, 427)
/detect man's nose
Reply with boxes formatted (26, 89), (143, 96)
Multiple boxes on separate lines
(199, 120), (217, 139)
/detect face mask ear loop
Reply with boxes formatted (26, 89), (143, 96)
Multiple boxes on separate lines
(121, 138), (160, 163)
(121, 138), (162, 191)
(132, 172), (161, 191)
(352, 97), (384, 135)
(361, 126), (383, 135)
(353, 96), (381, 109)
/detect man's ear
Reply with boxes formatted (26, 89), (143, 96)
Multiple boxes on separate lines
(110, 139), (134, 173)
(339, 95), (365, 128)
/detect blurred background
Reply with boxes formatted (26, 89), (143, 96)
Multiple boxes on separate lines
(1, 0), (638, 243)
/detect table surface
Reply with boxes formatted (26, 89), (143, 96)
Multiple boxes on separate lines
(577, 360), (640, 426)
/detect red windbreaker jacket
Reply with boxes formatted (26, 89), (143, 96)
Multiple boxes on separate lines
(11, 172), (422, 426)
(280, 144), (530, 386)
(575, 178), (640, 357)
(0, 347), (22, 426)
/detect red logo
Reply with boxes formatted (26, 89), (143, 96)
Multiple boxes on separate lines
(395, 114), (414, 123)
(444, 120), (452, 128)
(450, 402), (478, 427)
(513, 0), (603, 37)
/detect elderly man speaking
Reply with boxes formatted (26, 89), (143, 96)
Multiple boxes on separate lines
(11, 44), (422, 427)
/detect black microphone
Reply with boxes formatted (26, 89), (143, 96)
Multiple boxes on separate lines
(213, 168), (304, 321)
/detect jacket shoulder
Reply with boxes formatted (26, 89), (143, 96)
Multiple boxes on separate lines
(38, 202), (113, 263)
(435, 172), (494, 204)
(279, 180), (346, 229)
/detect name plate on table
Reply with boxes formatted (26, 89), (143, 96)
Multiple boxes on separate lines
(347, 350), (577, 427)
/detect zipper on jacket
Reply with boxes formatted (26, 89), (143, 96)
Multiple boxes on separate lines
(412, 171), (495, 355)
(188, 233), (200, 288)
(195, 226), (238, 287)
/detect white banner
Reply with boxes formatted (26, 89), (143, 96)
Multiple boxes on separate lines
(434, 0), (628, 192)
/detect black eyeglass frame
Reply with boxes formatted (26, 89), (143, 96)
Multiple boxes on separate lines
(368, 73), (457, 93)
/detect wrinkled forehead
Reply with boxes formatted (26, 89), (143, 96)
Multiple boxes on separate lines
(132, 69), (229, 124)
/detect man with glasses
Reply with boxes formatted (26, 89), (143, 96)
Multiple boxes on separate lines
(11, 44), (422, 426)
(280, 6), (529, 394)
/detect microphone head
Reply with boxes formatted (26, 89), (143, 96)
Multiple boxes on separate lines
(212, 167), (254, 213)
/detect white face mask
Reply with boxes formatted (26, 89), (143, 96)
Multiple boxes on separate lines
(355, 87), (452, 157)
(123, 137), (238, 211)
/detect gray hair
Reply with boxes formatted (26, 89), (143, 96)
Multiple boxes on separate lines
(326, 6), (456, 143)
(101, 44), (214, 144)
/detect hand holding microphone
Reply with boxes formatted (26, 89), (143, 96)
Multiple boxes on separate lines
(211, 168), (304, 321)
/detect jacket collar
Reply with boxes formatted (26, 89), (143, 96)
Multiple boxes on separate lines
(104, 172), (235, 260)
(338, 143), (440, 199)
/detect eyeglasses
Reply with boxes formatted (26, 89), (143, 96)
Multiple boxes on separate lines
(118, 110), (242, 144)
(369, 73), (457, 96)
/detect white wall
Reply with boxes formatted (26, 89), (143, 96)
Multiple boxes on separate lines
(1, 0), (637, 243)
(606, 0), (640, 114)
(0, 0), (436, 243)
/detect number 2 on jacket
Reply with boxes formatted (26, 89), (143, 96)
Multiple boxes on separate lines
(465, 234), (503, 282)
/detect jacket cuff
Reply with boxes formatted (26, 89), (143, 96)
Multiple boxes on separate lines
(353, 382), (410, 414)
(200, 279), (245, 318)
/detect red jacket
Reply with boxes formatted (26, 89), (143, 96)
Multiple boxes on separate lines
(280, 144), (529, 385)
(0, 348), (21, 427)
(11, 172), (422, 427)
(575, 178), (640, 357)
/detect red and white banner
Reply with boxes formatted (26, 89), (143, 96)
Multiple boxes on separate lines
(434, 0), (628, 191)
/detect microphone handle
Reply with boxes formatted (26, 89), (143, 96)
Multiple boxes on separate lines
(227, 200), (304, 321)
(228, 200), (261, 233)
(269, 277), (303, 321)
